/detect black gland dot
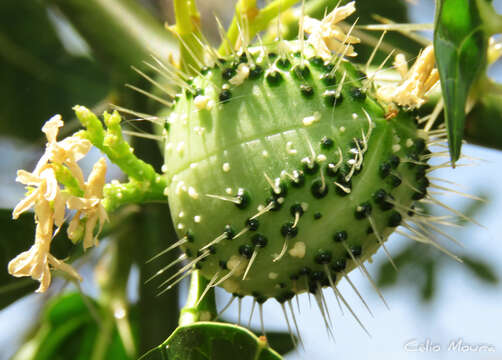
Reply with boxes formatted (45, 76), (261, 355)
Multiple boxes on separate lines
(249, 65), (263, 79)
(320, 136), (334, 150)
(315, 250), (332, 264)
(222, 67), (236, 80)
(224, 224), (235, 240)
(219, 260), (227, 269)
(350, 87), (366, 101)
(332, 258), (347, 272)
(299, 267), (311, 276)
(300, 84), (314, 98)
(388, 211), (402, 227)
(414, 138), (426, 153)
(310, 271), (324, 282)
(219, 89), (232, 103)
(333, 230), (348, 242)
(349, 245), (363, 257)
(290, 203), (305, 217)
(355, 202), (372, 219)
(239, 244), (254, 259)
(266, 71), (283, 86)
(320, 73), (336, 86)
(389, 155), (401, 169)
(185, 231), (195, 242)
(292, 65), (311, 79)
(271, 181), (288, 198)
(268, 52), (278, 60)
(309, 56), (324, 68)
(281, 221), (298, 238)
(252, 234), (268, 248)
(326, 163), (339, 177)
(276, 58), (291, 70)
(266, 197), (283, 211)
(208, 245), (217, 254)
(373, 188), (387, 203)
(235, 189), (250, 209)
(314, 212), (322, 220)
(311, 179), (329, 198)
(366, 226), (374, 234)
(302, 160), (319, 174)
(290, 170), (305, 188)
(387, 174), (402, 188)
(290, 273), (299, 281)
(246, 218), (259, 231)
(379, 161), (391, 178)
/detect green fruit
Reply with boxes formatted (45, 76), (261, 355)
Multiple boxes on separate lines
(162, 45), (430, 302)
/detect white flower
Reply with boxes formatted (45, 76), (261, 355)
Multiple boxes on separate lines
(304, 1), (360, 60)
(377, 45), (439, 109)
(67, 158), (109, 250)
(34, 114), (92, 187)
(8, 199), (82, 292)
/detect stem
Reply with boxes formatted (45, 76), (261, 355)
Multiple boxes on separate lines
(172, 0), (203, 74)
(73, 106), (168, 211)
(179, 270), (217, 326)
(218, 0), (300, 56)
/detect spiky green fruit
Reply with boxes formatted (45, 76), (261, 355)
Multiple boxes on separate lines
(163, 46), (429, 302)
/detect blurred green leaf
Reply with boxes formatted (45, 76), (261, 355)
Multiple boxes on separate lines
(13, 292), (133, 360)
(461, 256), (499, 284)
(0, 209), (74, 310)
(45, 0), (177, 82)
(433, 0), (489, 164)
(421, 260), (437, 301)
(142, 322), (282, 360)
(0, 0), (111, 142)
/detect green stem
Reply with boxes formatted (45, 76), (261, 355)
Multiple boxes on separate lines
(173, 0), (204, 74)
(74, 105), (167, 188)
(219, 0), (300, 56)
(179, 270), (217, 326)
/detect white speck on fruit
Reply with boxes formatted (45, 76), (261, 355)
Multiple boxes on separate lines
(222, 162), (231, 172)
(227, 255), (246, 276)
(194, 215), (201, 223)
(177, 223), (185, 230)
(392, 144), (401, 152)
(188, 187), (199, 199)
(288, 241), (306, 258)
(286, 141), (297, 155)
(178, 211), (185, 218)
(222, 83), (230, 90)
(176, 142), (185, 154)
(225, 187), (233, 195)
(302, 111), (321, 126)
(262, 150), (269, 157)
(229, 63), (250, 86)
(194, 95), (211, 110)
(340, 126), (346, 132)
(161, 164), (167, 173)
(194, 126), (206, 136)
(352, 113), (359, 119)
(268, 272), (278, 280)
(301, 202), (309, 211)
(317, 154), (327, 162)
(175, 181), (186, 195)
(190, 163), (198, 169)
(406, 138), (414, 147)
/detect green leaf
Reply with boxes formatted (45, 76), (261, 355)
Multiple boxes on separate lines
(13, 292), (134, 360)
(433, 0), (489, 164)
(0, 0), (111, 142)
(461, 256), (499, 284)
(142, 322), (282, 360)
(0, 209), (73, 310)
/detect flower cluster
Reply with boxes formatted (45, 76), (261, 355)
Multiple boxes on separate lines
(8, 115), (108, 292)
(377, 45), (439, 109)
(303, 1), (360, 60)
